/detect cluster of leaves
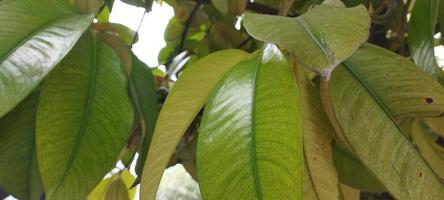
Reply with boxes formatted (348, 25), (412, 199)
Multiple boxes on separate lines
(2, 0), (444, 200)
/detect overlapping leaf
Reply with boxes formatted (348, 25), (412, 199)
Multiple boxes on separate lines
(294, 65), (339, 200)
(411, 120), (444, 179)
(140, 49), (249, 200)
(0, 91), (44, 200)
(321, 44), (444, 199)
(243, 4), (370, 77)
(36, 33), (133, 200)
(197, 45), (302, 199)
(0, 0), (93, 117)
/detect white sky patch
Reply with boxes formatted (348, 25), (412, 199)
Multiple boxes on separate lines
(110, 0), (174, 67)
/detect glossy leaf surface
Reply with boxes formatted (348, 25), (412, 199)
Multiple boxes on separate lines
(36, 33), (133, 200)
(140, 49), (249, 200)
(0, 0), (93, 117)
(243, 4), (370, 77)
(197, 45), (302, 199)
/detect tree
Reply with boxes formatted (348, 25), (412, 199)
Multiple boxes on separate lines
(1, 0), (444, 199)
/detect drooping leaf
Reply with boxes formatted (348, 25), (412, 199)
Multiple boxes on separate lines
(140, 49), (249, 200)
(128, 54), (159, 177)
(321, 44), (444, 199)
(408, 0), (440, 77)
(411, 120), (444, 179)
(294, 64), (340, 200)
(243, 4), (370, 77)
(36, 33), (134, 200)
(0, 90), (44, 200)
(197, 44), (302, 199)
(0, 0), (93, 118)
(333, 145), (385, 192)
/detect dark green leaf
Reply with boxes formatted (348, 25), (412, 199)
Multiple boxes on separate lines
(0, 90), (44, 200)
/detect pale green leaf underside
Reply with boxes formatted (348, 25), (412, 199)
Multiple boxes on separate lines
(243, 5), (370, 77)
(295, 66), (339, 200)
(197, 45), (302, 199)
(0, 0), (93, 117)
(36, 33), (133, 200)
(323, 44), (444, 199)
(342, 44), (444, 119)
(0, 91), (44, 200)
(408, 0), (440, 76)
(140, 49), (249, 200)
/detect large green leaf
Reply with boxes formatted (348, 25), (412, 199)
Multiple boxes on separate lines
(408, 0), (440, 77)
(197, 44), (302, 199)
(321, 44), (444, 199)
(0, 0), (93, 118)
(0, 90), (44, 200)
(36, 33), (134, 200)
(140, 49), (249, 200)
(243, 4), (370, 77)
(294, 65), (339, 200)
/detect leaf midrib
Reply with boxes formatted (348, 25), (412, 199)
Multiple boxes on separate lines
(250, 54), (263, 200)
(51, 35), (100, 196)
(296, 17), (334, 67)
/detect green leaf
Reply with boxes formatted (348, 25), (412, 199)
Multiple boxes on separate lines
(243, 4), (370, 77)
(333, 145), (385, 192)
(105, 179), (129, 200)
(321, 44), (444, 199)
(89, 170), (136, 200)
(0, 90), (44, 200)
(411, 120), (444, 179)
(139, 49), (249, 200)
(408, 0), (440, 77)
(36, 33), (134, 200)
(0, 0), (93, 118)
(197, 44), (302, 199)
(294, 64), (340, 200)
(332, 44), (444, 120)
(129, 54), (159, 177)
